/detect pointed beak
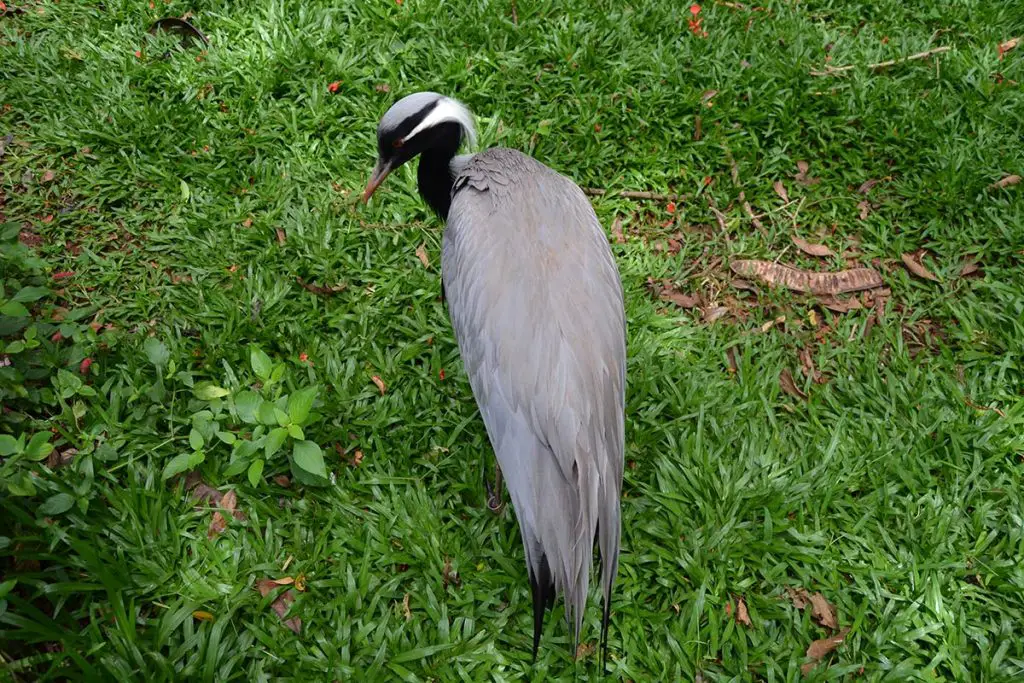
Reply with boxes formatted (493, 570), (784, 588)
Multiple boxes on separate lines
(361, 159), (393, 203)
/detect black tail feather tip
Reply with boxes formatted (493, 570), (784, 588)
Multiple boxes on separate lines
(528, 555), (555, 663)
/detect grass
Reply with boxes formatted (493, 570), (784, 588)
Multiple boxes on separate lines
(1, 0), (1023, 679)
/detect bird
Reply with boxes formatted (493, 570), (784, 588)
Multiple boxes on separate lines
(362, 91), (626, 666)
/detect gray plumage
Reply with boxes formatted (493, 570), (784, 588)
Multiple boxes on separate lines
(364, 94), (625, 661)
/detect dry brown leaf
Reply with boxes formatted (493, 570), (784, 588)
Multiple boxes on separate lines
(773, 180), (790, 203)
(856, 200), (872, 221)
(999, 37), (1020, 56)
(901, 252), (939, 282)
(959, 259), (981, 277)
(989, 174), (1020, 189)
(732, 278), (757, 292)
(371, 375), (386, 395)
(41, 169), (56, 183)
(442, 556), (460, 589)
(220, 490), (237, 513)
(735, 596), (751, 626)
(857, 179), (879, 194)
(415, 243), (430, 268)
(352, 449), (364, 466)
(702, 305), (729, 323)
(731, 260), (884, 295)
(794, 161), (820, 186)
(661, 290), (702, 309)
(296, 276), (346, 296)
(809, 593), (838, 629)
(255, 579), (301, 633)
(270, 576), (295, 586)
(792, 236), (834, 257)
(701, 89), (718, 102)
(402, 593), (412, 620)
(575, 642), (596, 660)
(610, 215), (625, 244)
(802, 627), (851, 675)
(799, 347), (826, 384)
(760, 315), (786, 333)
(273, 475), (291, 488)
(779, 368), (808, 400)
(787, 587), (811, 609)
(275, 227), (286, 245)
(207, 511), (228, 539)
(725, 347), (739, 375)
(192, 610), (214, 622)
(817, 295), (863, 313)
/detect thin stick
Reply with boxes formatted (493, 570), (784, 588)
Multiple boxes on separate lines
(510, 0), (518, 24)
(583, 188), (687, 202)
(810, 45), (951, 76)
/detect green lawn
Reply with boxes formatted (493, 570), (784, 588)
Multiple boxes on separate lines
(2, 0), (1023, 680)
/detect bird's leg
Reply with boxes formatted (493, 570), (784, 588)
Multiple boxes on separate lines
(487, 463), (505, 514)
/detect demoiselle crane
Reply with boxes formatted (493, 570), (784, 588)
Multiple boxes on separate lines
(362, 92), (626, 664)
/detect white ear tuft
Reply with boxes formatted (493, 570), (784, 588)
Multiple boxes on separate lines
(407, 96), (477, 149)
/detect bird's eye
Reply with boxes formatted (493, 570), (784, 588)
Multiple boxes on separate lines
(392, 138), (404, 149)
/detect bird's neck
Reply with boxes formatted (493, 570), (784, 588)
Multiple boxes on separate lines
(416, 123), (463, 221)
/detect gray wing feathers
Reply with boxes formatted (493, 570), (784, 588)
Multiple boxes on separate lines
(442, 148), (625, 643)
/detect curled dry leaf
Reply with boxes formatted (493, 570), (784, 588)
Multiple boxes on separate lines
(779, 368), (808, 400)
(725, 347), (739, 375)
(610, 215), (625, 244)
(809, 592), (838, 629)
(857, 200), (872, 221)
(415, 243), (431, 268)
(702, 305), (729, 323)
(41, 169), (56, 183)
(989, 174), (1020, 189)
(207, 511), (228, 539)
(792, 236), (834, 257)
(403, 593), (412, 620)
(735, 596), (751, 626)
(802, 628), (851, 675)
(794, 160), (820, 187)
(773, 180), (790, 204)
(959, 258), (981, 277)
(817, 295), (862, 313)
(900, 252), (939, 282)
(442, 556), (460, 589)
(296, 276), (347, 296)
(730, 260), (884, 295)
(256, 579), (301, 633)
(857, 179), (879, 194)
(786, 586), (811, 609)
(371, 375), (386, 395)
(799, 347), (826, 384)
(575, 642), (596, 660)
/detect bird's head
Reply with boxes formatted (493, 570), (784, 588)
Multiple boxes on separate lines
(362, 92), (476, 202)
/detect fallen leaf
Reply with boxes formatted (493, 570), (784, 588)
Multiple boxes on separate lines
(610, 215), (625, 244)
(255, 579), (301, 633)
(794, 161), (820, 186)
(442, 556), (460, 589)
(415, 243), (431, 268)
(856, 200), (872, 220)
(275, 228), (286, 245)
(294, 574), (306, 591)
(779, 368), (808, 400)
(371, 375), (386, 395)
(352, 449), (364, 466)
(702, 305), (729, 323)
(809, 592), (838, 629)
(192, 610), (214, 622)
(998, 36), (1020, 58)
(773, 180), (790, 203)
(273, 475), (291, 488)
(900, 252), (939, 282)
(375, 83), (391, 93)
(207, 511), (228, 539)
(296, 276), (346, 296)
(41, 169), (56, 183)
(662, 290), (702, 308)
(817, 295), (863, 313)
(792, 236), (834, 257)
(700, 89), (718, 102)
(730, 260), (884, 295)
(989, 174), (1020, 189)
(799, 347), (824, 384)
(731, 278), (757, 292)
(857, 179), (879, 194)
(802, 628), (851, 675)
(725, 347), (739, 375)
(735, 596), (751, 626)
(760, 315), (785, 333)
(959, 258), (981, 277)
(403, 593), (412, 620)
(269, 576), (294, 586)
(787, 586), (811, 609)
(575, 642), (596, 660)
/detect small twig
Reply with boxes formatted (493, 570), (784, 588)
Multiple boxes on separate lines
(810, 45), (951, 76)
(583, 188), (687, 202)
(510, 0), (518, 24)
(964, 397), (1007, 418)
(739, 191), (764, 230)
